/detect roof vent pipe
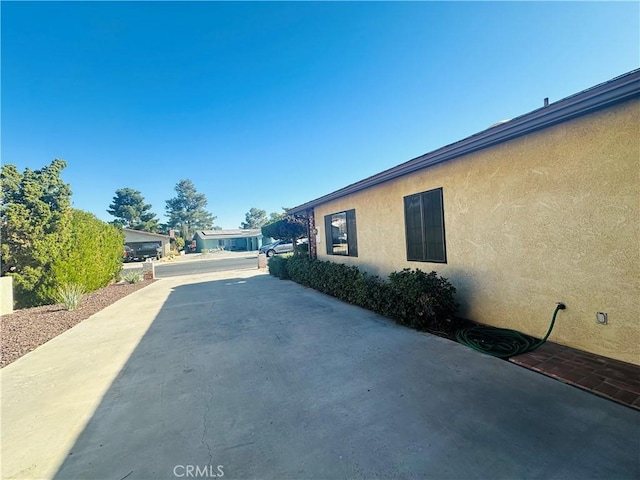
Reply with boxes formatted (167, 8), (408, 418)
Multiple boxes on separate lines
(544, 97), (549, 107)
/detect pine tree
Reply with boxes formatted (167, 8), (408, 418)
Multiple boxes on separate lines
(107, 188), (160, 232)
(165, 179), (216, 237)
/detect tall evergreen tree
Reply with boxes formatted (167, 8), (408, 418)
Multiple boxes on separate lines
(240, 207), (268, 229)
(107, 188), (159, 232)
(165, 179), (216, 237)
(1, 159), (72, 305)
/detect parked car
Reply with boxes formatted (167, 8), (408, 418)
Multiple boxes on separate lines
(124, 242), (162, 262)
(259, 239), (307, 257)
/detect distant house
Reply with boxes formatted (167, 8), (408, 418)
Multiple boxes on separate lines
(288, 69), (640, 365)
(123, 228), (171, 257)
(193, 229), (272, 252)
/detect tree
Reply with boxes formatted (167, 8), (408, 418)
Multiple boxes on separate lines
(165, 179), (216, 238)
(262, 216), (307, 244)
(268, 209), (289, 223)
(240, 207), (268, 229)
(107, 188), (159, 232)
(1, 159), (72, 306)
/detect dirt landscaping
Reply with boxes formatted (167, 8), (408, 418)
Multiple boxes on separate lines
(1, 280), (154, 368)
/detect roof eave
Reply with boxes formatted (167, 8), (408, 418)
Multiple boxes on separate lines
(288, 69), (640, 214)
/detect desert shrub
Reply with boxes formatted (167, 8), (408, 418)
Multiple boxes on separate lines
(282, 257), (458, 332)
(268, 255), (291, 279)
(122, 270), (144, 284)
(55, 283), (86, 311)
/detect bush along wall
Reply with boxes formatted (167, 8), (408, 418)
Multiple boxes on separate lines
(269, 256), (459, 332)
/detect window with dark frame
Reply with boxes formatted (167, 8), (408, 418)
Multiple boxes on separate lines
(404, 188), (446, 263)
(324, 209), (358, 257)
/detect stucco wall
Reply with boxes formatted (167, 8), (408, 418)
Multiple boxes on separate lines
(314, 99), (639, 365)
(0, 276), (14, 315)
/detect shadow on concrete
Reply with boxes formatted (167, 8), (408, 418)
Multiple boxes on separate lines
(53, 274), (640, 480)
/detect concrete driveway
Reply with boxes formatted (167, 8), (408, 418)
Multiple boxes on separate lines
(2, 270), (638, 479)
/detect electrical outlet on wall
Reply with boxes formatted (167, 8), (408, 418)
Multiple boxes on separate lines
(596, 312), (608, 325)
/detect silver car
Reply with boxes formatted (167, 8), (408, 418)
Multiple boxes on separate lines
(259, 240), (294, 257)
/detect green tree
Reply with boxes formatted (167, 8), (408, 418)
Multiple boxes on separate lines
(268, 208), (289, 223)
(240, 207), (268, 229)
(1, 159), (73, 307)
(165, 179), (216, 237)
(107, 188), (160, 232)
(262, 216), (307, 246)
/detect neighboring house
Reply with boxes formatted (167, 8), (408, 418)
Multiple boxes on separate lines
(193, 229), (272, 252)
(123, 228), (171, 257)
(288, 69), (639, 365)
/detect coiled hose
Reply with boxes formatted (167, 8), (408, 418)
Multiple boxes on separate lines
(455, 302), (566, 359)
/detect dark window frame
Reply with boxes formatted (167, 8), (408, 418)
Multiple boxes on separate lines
(324, 209), (358, 257)
(404, 187), (447, 263)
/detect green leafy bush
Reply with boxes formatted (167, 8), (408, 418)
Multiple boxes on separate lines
(385, 269), (459, 330)
(122, 270), (144, 284)
(172, 236), (185, 252)
(50, 209), (124, 298)
(55, 283), (86, 311)
(2, 161), (125, 307)
(267, 255), (291, 279)
(273, 256), (458, 332)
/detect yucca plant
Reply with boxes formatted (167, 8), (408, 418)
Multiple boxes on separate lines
(122, 270), (144, 284)
(55, 283), (86, 311)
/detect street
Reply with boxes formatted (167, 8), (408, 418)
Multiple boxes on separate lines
(125, 253), (259, 278)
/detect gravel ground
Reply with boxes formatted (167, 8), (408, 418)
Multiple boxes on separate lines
(1, 279), (154, 368)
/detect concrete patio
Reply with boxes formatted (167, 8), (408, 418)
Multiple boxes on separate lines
(2, 270), (638, 479)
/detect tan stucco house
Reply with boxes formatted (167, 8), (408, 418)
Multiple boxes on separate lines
(289, 69), (639, 365)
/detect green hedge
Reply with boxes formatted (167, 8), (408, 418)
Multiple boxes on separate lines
(269, 256), (458, 331)
(50, 210), (125, 295)
(267, 254), (291, 280)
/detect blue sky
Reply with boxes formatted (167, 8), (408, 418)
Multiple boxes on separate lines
(2, 1), (638, 229)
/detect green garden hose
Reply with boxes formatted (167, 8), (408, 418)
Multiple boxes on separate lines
(455, 302), (566, 359)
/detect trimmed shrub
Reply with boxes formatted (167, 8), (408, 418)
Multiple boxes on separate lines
(50, 210), (124, 298)
(385, 268), (459, 330)
(268, 255), (291, 279)
(276, 256), (458, 332)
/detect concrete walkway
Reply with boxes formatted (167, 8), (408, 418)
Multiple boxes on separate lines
(2, 270), (638, 479)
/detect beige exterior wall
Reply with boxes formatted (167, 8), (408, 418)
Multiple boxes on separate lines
(1, 276), (14, 315)
(314, 99), (640, 365)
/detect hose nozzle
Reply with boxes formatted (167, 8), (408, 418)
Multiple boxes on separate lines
(556, 302), (566, 310)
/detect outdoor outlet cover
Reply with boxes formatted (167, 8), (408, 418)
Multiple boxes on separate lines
(596, 312), (608, 325)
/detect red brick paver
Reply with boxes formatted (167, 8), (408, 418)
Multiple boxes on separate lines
(509, 342), (640, 410)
